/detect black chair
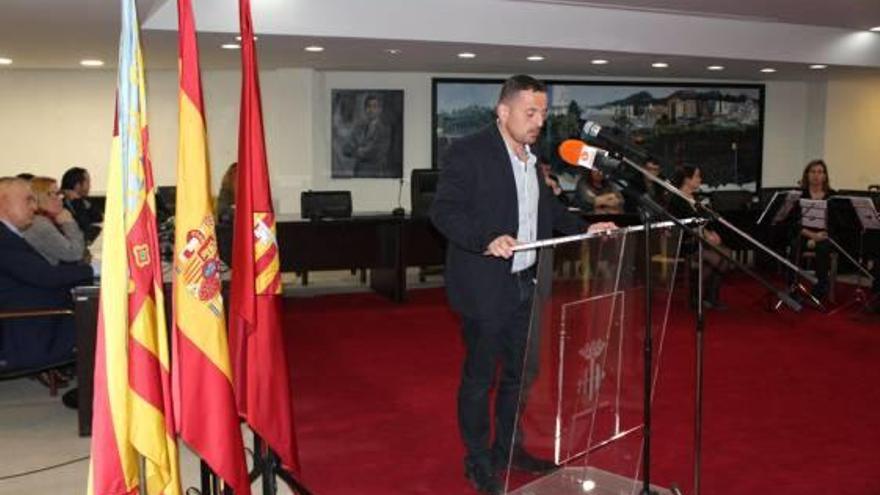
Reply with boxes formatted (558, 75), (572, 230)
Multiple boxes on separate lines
(710, 190), (755, 212)
(410, 169), (443, 281)
(410, 169), (440, 218)
(156, 185), (176, 222)
(301, 190), (352, 220)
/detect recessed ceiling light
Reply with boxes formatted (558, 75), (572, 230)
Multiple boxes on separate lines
(651, 62), (668, 68)
(304, 45), (324, 53)
(235, 35), (258, 41)
(0, 57), (12, 65)
(458, 52), (476, 59)
(80, 59), (104, 67)
(526, 55), (545, 61)
(385, 49), (402, 55)
(869, 26), (880, 32)
(809, 64), (828, 70)
(591, 59), (609, 65)
(707, 65), (725, 71)
(221, 43), (240, 50)
(760, 67), (776, 73)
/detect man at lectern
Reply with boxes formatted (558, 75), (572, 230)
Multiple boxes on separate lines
(431, 74), (613, 494)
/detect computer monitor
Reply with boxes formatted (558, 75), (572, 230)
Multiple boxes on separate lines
(300, 190), (352, 220)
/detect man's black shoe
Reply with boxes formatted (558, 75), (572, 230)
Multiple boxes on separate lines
(465, 462), (501, 494)
(506, 450), (557, 475)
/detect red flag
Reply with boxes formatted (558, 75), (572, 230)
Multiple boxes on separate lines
(229, 0), (301, 473)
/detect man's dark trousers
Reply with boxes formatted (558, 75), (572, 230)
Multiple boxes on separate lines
(459, 267), (536, 469)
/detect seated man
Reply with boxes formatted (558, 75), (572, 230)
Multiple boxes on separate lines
(0, 177), (93, 371)
(61, 166), (103, 244)
(574, 168), (624, 214)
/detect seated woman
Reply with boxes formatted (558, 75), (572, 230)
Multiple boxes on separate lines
(791, 159), (835, 301)
(21, 176), (87, 265)
(216, 162), (238, 224)
(575, 168), (624, 214)
(668, 165), (731, 309)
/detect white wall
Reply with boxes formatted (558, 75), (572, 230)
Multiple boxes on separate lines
(1, 68), (877, 214)
(823, 75), (880, 190)
(761, 81), (814, 187)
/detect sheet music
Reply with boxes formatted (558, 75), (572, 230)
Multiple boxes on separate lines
(799, 199), (827, 230)
(843, 196), (880, 230)
(766, 190), (802, 225)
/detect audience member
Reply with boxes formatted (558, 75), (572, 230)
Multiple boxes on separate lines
(60, 166), (102, 243)
(575, 168), (624, 213)
(0, 177), (93, 373)
(22, 176), (86, 265)
(216, 162), (238, 224)
(641, 156), (667, 201)
(668, 165), (731, 309)
(538, 161), (569, 206)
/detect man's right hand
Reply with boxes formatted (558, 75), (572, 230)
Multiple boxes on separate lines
(484, 235), (517, 259)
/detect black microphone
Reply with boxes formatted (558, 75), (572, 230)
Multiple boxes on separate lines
(581, 120), (650, 162)
(392, 177), (405, 216)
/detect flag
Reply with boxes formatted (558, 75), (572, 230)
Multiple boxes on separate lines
(229, 0), (301, 473)
(88, 0), (182, 494)
(170, 0), (251, 493)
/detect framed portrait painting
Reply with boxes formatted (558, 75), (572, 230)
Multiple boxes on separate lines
(331, 89), (404, 178)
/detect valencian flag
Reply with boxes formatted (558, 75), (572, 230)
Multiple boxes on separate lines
(229, 0), (301, 473)
(87, 0), (182, 494)
(170, 0), (251, 493)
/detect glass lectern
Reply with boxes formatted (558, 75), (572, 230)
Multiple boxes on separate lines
(503, 221), (684, 495)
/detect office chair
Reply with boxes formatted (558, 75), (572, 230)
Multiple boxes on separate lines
(410, 169), (443, 282)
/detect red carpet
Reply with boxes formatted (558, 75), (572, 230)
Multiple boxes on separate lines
(284, 278), (880, 494)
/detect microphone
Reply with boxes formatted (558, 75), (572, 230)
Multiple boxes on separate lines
(559, 138), (653, 199)
(392, 177), (405, 216)
(581, 120), (650, 162)
(557, 139), (612, 171)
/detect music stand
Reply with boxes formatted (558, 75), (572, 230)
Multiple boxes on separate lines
(827, 196), (879, 313)
(756, 190), (801, 226)
(754, 191), (822, 310)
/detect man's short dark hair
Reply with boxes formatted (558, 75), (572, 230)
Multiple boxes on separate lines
(16, 173), (34, 181)
(497, 74), (546, 105)
(61, 167), (88, 191)
(364, 94), (381, 109)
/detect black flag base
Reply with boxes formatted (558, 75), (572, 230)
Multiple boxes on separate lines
(249, 433), (313, 495)
(194, 461), (232, 495)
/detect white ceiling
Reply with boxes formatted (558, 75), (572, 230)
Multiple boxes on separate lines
(514, 0), (880, 29)
(1, 0), (879, 81)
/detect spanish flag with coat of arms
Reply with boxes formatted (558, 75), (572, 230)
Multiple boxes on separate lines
(170, 0), (251, 493)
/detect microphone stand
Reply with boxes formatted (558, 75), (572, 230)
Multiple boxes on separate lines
(594, 153), (807, 495)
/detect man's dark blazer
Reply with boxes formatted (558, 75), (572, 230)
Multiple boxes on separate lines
(0, 221), (93, 369)
(430, 125), (585, 319)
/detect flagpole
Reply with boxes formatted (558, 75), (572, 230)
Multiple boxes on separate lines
(138, 456), (147, 495)
(250, 433), (313, 495)
(200, 461), (234, 495)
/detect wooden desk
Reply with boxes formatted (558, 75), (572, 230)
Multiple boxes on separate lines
(217, 214), (447, 303)
(72, 285), (98, 437)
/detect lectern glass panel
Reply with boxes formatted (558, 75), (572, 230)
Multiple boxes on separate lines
(504, 222), (683, 495)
